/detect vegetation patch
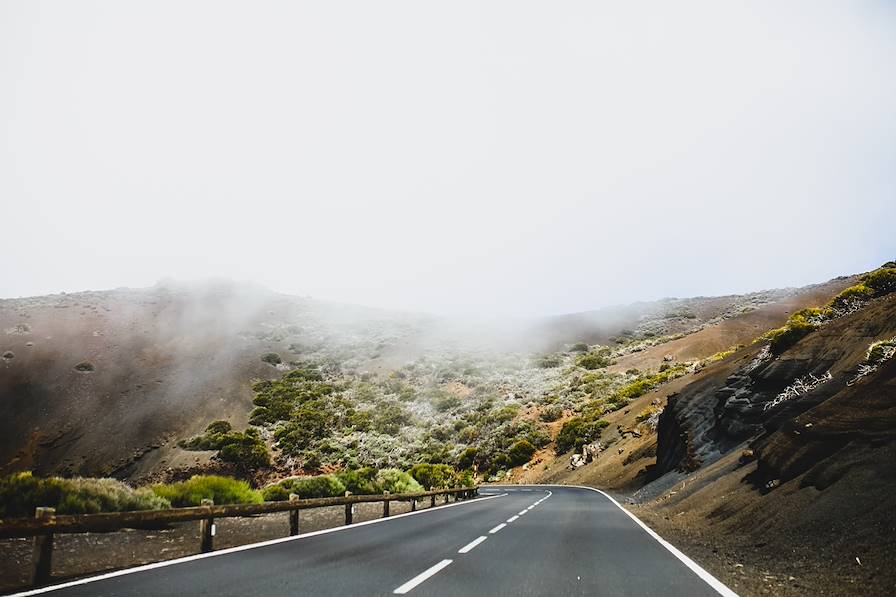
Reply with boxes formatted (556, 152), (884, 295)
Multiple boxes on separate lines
(576, 349), (613, 370)
(262, 474), (346, 501)
(849, 337), (896, 385)
(263, 468), (426, 501)
(261, 352), (282, 365)
(152, 475), (261, 507)
(555, 417), (609, 454)
(180, 421), (271, 471)
(536, 354), (564, 368)
(0, 472), (169, 517)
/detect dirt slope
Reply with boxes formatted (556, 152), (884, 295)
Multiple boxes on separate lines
(536, 276), (896, 595)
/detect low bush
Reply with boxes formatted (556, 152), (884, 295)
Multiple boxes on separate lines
(506, 440), (536, 466)
(261, 353), (282, 365)
(611, 364), (689, 404)
(555, 417), (608, 454)
(431, 393), (462, 413)
(635, 407), (659, 423)
(537, 355), (563, 368)
(828, 268), (896, 311)
(0, 472), (170, 517)
(264, 468), (424, 501)
(456, 447), (479, 470)
(569, 342), (589, 353)
(409, 463), (457, 489)
(336, 468), (380, 495)
(539, 405), (563, 422)
(577, 351), (612, 370)
(863, 268), (896, 295)
(867, 338), (896, 366)
(376, 469), (424, 494)
(152, 475), (261, 507)
(263, 474), (346, 501)
(180, 423), (271, 471)
(763, 308), (829, 354)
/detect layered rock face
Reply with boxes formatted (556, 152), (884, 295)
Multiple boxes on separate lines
(654, 293), (896, 480)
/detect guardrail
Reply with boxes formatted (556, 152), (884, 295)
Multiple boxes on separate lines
(0, 486), (479, 588)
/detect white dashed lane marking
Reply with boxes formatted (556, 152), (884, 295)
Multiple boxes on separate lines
(489, 523), (506, 534)
(393, 559), (453, 594)
(458, 536), (487, 554)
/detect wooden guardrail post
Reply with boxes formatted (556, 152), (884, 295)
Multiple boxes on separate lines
(31, 507), (55, 587)
(344, 491), (353, 525)
(289, 494), (300, 536)
(199, 499), (214, 553)
(430, 488), (436, 508)
(410, 498), (416, 512)
(382, 491), (390, 518)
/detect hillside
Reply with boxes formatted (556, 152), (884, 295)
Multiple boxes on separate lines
(0, 278), (834, 485)
(2, 267), (894, 595)
(534, 265), (896, 595)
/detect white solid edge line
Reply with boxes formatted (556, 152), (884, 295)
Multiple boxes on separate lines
(506, 515), (519, 523)
(502, 485), (738, 597)
(488, 523), (506, 534)
(457, 536), (487, 554)
(393, 559), (453, 594)
(10, 493), (507, 597)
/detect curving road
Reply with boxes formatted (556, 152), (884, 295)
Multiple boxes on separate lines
(15, 485), (736, 597)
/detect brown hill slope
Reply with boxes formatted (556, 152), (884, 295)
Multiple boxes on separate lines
(0, 281), (419, 479)
(536, 275), (896, 595)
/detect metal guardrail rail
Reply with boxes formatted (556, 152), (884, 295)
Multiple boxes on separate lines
(1, 485), (480, 587)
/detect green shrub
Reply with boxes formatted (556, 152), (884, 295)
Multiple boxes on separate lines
(577, 351), (612, 370)
(828, 270), (896, 311)
(205, 420), (232, 435)
(373, 401), (412, 433)
(763, 308), (829, 354)
(569, 342), (589, 353)
(261, 353), (282, 365)
(537, 355), (563, 368)
(863, 268), (896, 294)
(0, 472), (170, 517)
(555, 417), (608, 454)
(152, 475), (262, 507)
(275, 409), (331, 455)
(431, 393), (462, 412)
(336, 467), (380, 495)
(506, 440), (536, 466)
(456, 447), (479, 470)
(867, 338), (896, 366)
(829, 284), (874, 310)
(539, 405), (563, 422)
(409, 463), (457, 489)
(635, 408), (659, 423)
(180, 423), (270, 471)
(262, 475), (346, 501)
(455, 469), (475, 488)
(376, 469), (423, 494)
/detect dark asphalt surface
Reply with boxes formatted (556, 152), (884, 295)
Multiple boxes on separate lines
(24, 486), (731, 597)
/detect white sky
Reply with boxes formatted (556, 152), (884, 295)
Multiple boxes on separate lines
(2, 1), (894, 316)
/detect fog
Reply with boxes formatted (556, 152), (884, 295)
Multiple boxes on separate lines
(2, 1), (894, 316)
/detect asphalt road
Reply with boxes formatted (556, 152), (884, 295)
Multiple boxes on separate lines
(17, 486), (736, 597)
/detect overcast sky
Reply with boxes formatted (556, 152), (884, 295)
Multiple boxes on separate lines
(2, 1), (894, 316)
